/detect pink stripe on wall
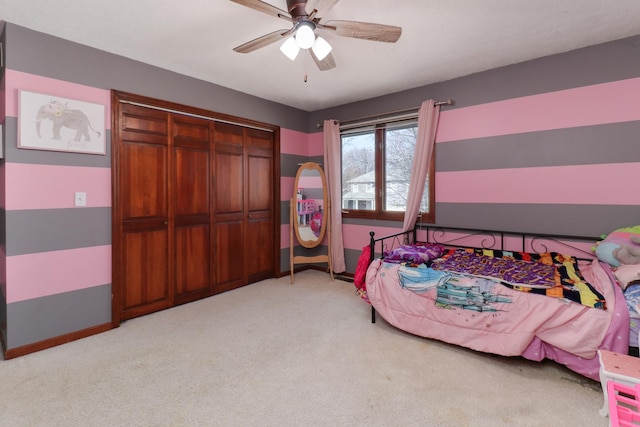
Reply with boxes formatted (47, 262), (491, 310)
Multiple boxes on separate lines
(6, 245), (112, 303)
(308, 132), (324, 157)
(281, 177), (295, 202)
(281, 224), (291, 249)
(5, 70), (111, 125)
(343, 223), (401, 251)
(0, 246), (6, 301)
(436, 162), (640, 205)
(6, 163), (111, 210)
(280, 128), (310, 156)
(436, 77), (640, 142)
(298, 176), (322, 188)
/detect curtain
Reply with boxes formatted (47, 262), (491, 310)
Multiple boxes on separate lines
(323, 119), (346, 273)
(402, 100), (441, 232)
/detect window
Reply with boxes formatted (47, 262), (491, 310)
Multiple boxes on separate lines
(340, 119), (435, 223)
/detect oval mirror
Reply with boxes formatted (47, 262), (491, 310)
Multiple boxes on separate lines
(293, 162), (328, 249)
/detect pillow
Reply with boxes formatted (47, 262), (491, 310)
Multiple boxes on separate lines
(383, 243), (445, 265)
(614, 264), (640, 290)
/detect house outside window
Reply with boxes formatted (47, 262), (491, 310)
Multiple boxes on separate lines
(340, 119), (435, 223)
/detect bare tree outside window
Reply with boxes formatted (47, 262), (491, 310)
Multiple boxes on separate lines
(385, 126), (415, 211)
(340, 120), (432, 220)
(341, 132), (375, 211)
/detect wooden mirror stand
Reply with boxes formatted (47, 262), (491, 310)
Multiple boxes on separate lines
(290, 162), (334, 283)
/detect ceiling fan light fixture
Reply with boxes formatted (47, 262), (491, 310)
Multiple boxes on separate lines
(312, 36), (332, 60)
(280, 36), (300, 60)
(295, 21), (316, 49)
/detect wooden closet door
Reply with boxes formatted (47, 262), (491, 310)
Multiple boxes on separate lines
(213, 123), (275, 292)
(113, 90), (279, 324)
(213, 123), (246, 292)
(172, 115), (214, 304)
(115, 103), (172, 320)
(245, 128), (275, 283)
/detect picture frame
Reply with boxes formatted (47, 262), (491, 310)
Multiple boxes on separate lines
(18, 90), (106, 155)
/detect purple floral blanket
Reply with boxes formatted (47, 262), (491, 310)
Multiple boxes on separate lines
(430, 249), (556, 288)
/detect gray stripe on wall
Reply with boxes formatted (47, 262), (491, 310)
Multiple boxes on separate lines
(342, 218), (403, 229)
(0, 290), (6, 347)
(4, 118), (112, 168)
(6, 207), (112, 256)
(303, 188), (323, 200)
(309, 155), (324, 166)
(434, 203), (639, 238)
(345, 247), (363, 275)
(6, 283), (111, 348)
(6, 23), (309, 133)
(280, 200), (291, 226)
(437, 121), (640, 172)
(281, 153), (310, 177)
(280, 248), (289, 273)
(281, 155), (326, 180)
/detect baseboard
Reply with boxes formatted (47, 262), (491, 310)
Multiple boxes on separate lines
(3, 322), (113, 360)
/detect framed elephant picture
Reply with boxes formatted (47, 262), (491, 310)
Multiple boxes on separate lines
(18, 90), (106, 155)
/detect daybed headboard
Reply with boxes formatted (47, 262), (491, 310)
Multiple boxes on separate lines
(368, 226), (600, 264)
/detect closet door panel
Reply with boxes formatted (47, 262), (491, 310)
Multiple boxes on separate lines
(214, 220), (245, 292)
(246, 217), (274, 282)
(245, 128), (275, 281)
(174, 148), (210, 215)
(173, 117), (211, 216)
(174, 225), (211, 300)
(214, 149), (244, 217)
(121, 141), (168, 219)
(213, 123), (247, 292)
(173, 116), (213, 301)
(117, 103), (171, 321)
(247, 155), (272, 212)
(122, 228), (170, 318)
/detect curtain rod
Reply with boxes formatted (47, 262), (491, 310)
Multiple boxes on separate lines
(119, 100), (275, 133)
(316, 99), (453, 130)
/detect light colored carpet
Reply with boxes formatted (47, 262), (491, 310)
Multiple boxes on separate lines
(0, 270), (608, 426)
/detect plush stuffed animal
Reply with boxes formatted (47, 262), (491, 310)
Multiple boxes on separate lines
(594, 225), (640, 267)
(615, 235), (640, 265)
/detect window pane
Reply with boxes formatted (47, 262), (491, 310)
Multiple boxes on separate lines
(384, 126), (416, 211)
(420, 179), (429, 212)
(341, 132), (375, 211)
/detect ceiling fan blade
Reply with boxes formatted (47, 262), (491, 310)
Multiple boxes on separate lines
(305, 0), (339, 19)
(323, 20), (402, 43)
(230, 0), (291, 22)
(310, 50), (336, 71)
(233, 29), (292, 53)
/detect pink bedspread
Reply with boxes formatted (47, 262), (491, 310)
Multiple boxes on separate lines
(366, 258), (629, 380)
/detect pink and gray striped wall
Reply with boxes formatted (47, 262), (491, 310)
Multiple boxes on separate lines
(1, 21), (638, 354)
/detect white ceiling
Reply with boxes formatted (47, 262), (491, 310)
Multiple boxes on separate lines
(2, 0), (640, 111)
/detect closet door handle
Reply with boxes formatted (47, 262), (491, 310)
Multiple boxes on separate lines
(247, 214), (252, 218)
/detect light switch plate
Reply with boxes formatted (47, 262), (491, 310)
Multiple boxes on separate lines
(75, 192), (87, 207)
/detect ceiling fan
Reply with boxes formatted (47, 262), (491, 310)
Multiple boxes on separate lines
(230, 0), (402, 71)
